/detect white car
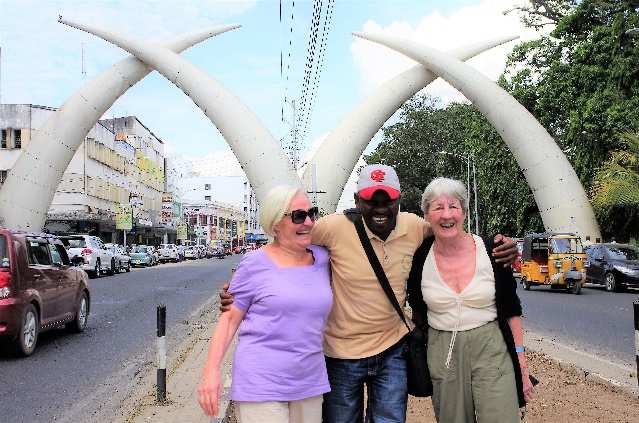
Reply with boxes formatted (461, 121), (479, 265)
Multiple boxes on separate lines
(61, 234), (115, 278)
(105, 243), (131, 273)
(183, 246), (198, 260)
(158, 243), (180, 263)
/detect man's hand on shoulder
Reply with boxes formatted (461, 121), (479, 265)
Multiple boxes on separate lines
(492, 234), (517, 268)
(219, 283), (234, 312)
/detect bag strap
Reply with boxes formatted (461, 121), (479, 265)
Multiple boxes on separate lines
(350, 213), (411, 332)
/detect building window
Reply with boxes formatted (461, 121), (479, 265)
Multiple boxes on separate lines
(204, 195), (211, 201)
(0, 170), (7, 184)
(213, 216), (217, 226)
(204, 184), (211, 190)
(1, 129), (6, 148)
(14, 129), (21, 149)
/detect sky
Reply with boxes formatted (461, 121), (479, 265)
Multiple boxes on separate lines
(0, 0), (543, 182)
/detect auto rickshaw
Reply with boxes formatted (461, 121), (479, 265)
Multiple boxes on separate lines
(520, 232), (586, 294)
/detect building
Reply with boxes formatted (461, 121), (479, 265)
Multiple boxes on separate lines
(182, 201), (245, 248)
(178, 175), (265, 244)
(0, 105), (179, 245)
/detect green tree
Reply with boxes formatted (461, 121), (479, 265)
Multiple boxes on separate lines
(591, 132), (639, 239)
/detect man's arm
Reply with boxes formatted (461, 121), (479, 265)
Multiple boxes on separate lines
(492, 234), (517, 267)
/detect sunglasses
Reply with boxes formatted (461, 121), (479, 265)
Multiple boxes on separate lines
(284, 207), (319, 224)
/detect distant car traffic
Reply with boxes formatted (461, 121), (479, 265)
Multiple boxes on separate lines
(0, 229), (90, 356)
(129, 245), (156, 267)
(512, 238), (523, 274)
(585, 243), (639, 292)
(212, 248), (225, 259)
(158, 243), (180, 263)
(183, 246), (198, 260)
(60, 234), (115, 278)
(105, 243), (131, 273)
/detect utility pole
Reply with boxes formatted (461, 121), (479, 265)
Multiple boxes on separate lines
(0, 46), (3, 104)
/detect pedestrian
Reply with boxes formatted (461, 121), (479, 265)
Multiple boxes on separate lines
(221, 164), (517, 423)
(198, 185), (333, 423)
(407, 177), (534, 423)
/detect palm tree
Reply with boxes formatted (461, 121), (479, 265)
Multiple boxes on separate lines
(591, 132), (639, 240)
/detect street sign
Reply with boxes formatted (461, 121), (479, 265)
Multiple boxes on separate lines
(115, 204), (133, 230)
(176, 223), (187, 241)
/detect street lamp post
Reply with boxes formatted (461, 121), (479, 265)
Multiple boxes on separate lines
(438, 151), (479, 234)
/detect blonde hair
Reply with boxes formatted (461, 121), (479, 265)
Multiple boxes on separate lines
(259, 185), (304, 238)
(421, 177), (469, 215)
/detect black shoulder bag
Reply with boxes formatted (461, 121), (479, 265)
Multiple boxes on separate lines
(346, 209), (433, 397)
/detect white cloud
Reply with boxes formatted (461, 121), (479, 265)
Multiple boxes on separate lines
(351, 0), (547, 104)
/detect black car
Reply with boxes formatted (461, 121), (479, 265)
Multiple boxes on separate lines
(585, 243), (639, 292)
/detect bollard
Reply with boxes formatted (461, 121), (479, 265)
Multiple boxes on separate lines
(634, 300), (639, 388)
(157, 304), (167, 403)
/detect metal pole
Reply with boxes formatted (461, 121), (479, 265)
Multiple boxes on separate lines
(466, 155), (471, 233)
(157, 304), (167, 403)
(634, 300), (639, 388)
(472, 158), (479, 234)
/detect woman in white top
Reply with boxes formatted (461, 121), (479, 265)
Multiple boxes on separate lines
(407, 177), (534, 422)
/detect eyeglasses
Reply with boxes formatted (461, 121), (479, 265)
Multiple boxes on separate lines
(284, 207), (319, 224)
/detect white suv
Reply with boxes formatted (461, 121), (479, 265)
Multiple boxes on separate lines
(60, 235), (115, 278)
(158, 243), (180, 263)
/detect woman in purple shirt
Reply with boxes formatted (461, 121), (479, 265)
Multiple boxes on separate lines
(198, 186), (333, 422)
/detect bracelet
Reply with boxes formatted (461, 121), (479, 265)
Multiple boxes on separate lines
(515, 346), (525, 353)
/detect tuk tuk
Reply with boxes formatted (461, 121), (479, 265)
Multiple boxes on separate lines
(520, 232), (586, 294)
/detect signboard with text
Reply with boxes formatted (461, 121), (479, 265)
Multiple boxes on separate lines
(115, 204), (133, 230)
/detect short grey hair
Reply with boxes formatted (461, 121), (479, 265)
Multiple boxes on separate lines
(421, 177), (469, 215)
(259, 185), (304, 238)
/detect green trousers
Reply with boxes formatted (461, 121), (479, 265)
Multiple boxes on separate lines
(428, 320), (520, 423)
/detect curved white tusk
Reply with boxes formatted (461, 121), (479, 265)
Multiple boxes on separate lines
(58, 17), (300, 210)
(354, 31), (601, 241)
(0, 25), (240, 231)
(304, 35), (518, 214)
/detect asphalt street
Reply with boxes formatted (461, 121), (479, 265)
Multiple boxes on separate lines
(0, 255), (241, 423)
(518, 279), (639, 367)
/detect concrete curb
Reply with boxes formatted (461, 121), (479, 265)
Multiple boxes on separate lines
(117, 296), (236, 423)
(525, 329), (639, 398)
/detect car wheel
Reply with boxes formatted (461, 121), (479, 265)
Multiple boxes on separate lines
(67, 292), (89, 333)
(522, 277), (531, 290)
(605, 272), (618, 292)
(93, 260), (101, 279)
(15, 304), (39, 357)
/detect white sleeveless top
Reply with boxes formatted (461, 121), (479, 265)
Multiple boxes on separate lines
(421, 234), (497, 332)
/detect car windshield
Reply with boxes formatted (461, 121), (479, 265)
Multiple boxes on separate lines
(550, 238), (583, 254)
(0, 235), (8, 268)
(607, 246), (639, 261)
(62, 237), (87, 248)
(132, 246), (148, 253)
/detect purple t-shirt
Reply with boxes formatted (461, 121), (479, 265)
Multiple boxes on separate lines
(228, 244), (333, 401)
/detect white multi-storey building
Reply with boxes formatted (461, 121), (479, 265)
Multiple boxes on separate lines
(178, 175), (265, 243)
(0, 105), (178, 245)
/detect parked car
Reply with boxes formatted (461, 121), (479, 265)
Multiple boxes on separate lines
(158, 243), (180, 263)
(0, 229), (91, 356)
(60, 234), (115, 278)
(212, 248), (225, 259)
(146, 246), (160, 264)
(104, 243), (131, 273)
(183, 246), (198, 260)
(224, 247), (232, 256)
(129, 245), (155, 267)
(176, 245), (185, 261)
(585, 243), (639, 292)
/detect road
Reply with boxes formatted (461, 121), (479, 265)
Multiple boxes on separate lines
(0, 255), (241, 423)
(518, 279), (639, 366)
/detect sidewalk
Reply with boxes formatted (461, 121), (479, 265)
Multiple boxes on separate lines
(122, 300), (639, 423)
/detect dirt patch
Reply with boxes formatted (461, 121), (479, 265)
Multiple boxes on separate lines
(406, 350), (639, 423)
(226, 350), (639, 423)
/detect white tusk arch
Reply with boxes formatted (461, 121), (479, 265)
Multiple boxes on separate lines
(354, 32), (601, 241)
(58, 17), (300, 207)
(304, 36), (518, 214)
(0, 25), (240, 231)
